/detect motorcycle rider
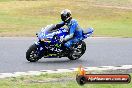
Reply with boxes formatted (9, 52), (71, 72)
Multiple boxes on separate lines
(52, 9), (83, 49)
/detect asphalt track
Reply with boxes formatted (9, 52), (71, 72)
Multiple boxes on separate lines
(0, 37), (132, 73)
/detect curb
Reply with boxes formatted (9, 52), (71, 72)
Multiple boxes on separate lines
(0, 65), (132, 78)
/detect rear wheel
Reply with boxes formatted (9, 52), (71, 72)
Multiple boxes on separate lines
(68, 41), (86, 60)
(26, 44), (40, 62)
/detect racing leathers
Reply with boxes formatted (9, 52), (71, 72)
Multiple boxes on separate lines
(53, 19), (83, 48)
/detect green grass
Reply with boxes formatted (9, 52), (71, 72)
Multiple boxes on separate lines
(0, 72), (132, 88)
(0, 0), (132, 37)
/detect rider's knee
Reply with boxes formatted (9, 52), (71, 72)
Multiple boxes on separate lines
(64, 41), (72, 48)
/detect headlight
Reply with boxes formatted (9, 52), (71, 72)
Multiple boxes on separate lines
(41, 38), (51, 42)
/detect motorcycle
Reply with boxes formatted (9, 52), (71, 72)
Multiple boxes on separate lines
(26, 24), (94, 62)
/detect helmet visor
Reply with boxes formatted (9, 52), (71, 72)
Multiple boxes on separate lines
(61, 14), (67, 22)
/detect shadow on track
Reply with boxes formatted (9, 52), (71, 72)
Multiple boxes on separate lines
(26, 59), (84, 64)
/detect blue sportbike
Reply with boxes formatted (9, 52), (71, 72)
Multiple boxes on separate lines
(26, 24), (94, 62)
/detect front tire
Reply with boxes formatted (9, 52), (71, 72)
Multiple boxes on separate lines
(68, 41), (86, 60)
(26, 44), (40, 62)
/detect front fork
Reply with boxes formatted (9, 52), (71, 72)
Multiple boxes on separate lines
(34, 41), (45, 58)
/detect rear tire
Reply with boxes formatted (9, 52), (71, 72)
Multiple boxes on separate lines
(26, 44), (40, 62)
(81, 41), (86, 55)
(68, 41), (86, 60)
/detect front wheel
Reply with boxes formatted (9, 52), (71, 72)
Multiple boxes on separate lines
(26, 44), (40, 62)
(68, 41), (86, 60)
